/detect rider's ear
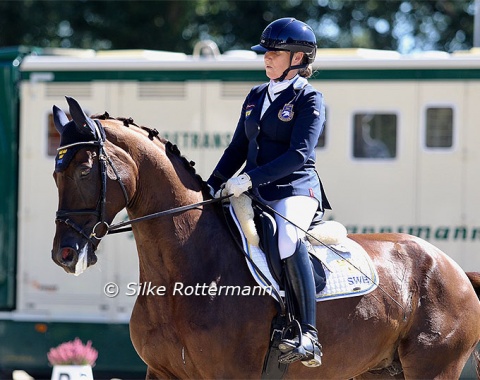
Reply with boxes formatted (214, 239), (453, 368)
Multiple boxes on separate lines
(293, 52), (305, 64)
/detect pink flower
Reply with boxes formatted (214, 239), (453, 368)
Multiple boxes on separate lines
(47, 338), (98, 366)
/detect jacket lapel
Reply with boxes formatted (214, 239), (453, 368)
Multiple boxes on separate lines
(260, 85), (296, 121)
(248, 86), (267, 123)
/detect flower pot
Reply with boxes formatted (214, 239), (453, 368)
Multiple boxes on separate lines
(51, 365), (93, 380)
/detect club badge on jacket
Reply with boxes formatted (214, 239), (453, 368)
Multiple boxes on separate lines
(278, 104), (294, 122)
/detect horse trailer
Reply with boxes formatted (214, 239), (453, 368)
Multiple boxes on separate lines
(1, 45), (480, 377)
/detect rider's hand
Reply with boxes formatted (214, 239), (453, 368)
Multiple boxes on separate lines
(225, 174), (252, 197)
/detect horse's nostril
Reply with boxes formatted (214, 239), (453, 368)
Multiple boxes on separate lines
(59, 247), (76, 263)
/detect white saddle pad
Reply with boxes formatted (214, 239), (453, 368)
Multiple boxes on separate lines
(230, 205), (379, 302)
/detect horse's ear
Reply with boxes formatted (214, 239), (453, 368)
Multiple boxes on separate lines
(52, 105), (69, 134)
(65, 96), (97, 138)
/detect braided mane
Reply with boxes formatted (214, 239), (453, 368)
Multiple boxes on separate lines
(92, 112), (211, 195)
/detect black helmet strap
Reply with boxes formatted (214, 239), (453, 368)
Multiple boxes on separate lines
(274, 51), (308, 82)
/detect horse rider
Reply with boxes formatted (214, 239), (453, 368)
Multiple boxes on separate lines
(207, 17), (331, 367)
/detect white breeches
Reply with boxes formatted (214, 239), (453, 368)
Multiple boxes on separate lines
(264, 196), (321, 259)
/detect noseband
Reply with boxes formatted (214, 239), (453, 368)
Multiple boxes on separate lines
(55, 120), (129, 248)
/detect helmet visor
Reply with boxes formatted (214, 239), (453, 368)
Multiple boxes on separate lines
(251, 42), (288, 53)
(251, 44), (268, 53)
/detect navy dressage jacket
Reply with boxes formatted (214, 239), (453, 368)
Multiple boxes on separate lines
(208, 80), (331, 211)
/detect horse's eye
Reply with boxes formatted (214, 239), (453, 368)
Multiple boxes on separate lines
(80, 167), (91, 177)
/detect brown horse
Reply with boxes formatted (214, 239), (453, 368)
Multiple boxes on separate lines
(51, 97), (480, 379)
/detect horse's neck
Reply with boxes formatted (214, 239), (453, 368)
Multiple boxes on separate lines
(129, 199), (228, 286)
(125, 142), (225, 283)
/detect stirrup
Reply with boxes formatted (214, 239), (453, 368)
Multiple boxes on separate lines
(302, 349), (322, 367)
(278, 322), (322, 367)
(278, 320), (301, 354)
(301, 334), (322, 368)
(278, 345), (307, 364)
(278, 335), (322, 366)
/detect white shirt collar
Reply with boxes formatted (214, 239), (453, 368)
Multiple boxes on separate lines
(268, 75), (308, 99)
(261, 75), (308, 118)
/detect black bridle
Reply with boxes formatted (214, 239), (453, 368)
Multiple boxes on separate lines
(55, 120), (227, 247)
(55, 121), (129, 247)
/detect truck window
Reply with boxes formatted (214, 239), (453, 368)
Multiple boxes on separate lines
(425, 107), (453, 149)
(352, 113), (397, 159)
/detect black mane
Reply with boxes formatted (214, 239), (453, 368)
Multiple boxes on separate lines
(92, 112), (211, 196)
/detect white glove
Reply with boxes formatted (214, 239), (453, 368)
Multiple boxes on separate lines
(225, 174), (252, 197)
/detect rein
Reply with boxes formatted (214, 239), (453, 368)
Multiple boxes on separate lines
(54, 118), (285, 310)
(107, 195), (231, 234)
(54, 120), (284, 309)
(54, 119), (230, 246)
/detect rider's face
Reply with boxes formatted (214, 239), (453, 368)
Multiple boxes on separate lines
(264, 50), (304, 81)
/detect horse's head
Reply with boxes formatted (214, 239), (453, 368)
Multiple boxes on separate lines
(51, 97), (130, 275)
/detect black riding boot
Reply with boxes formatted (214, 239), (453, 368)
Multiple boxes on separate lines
(278, 240), (322, 367)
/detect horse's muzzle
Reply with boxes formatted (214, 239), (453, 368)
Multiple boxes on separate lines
(52, 246), (98, 274)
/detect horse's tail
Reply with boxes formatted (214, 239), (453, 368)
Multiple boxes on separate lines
(466, 272), (480, 379)
(466, 272), (480, 299)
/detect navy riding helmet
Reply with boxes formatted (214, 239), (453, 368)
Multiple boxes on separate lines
(251, 18), (317, 64)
